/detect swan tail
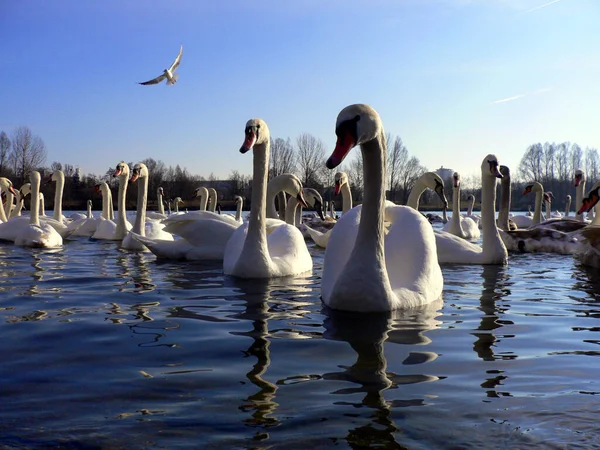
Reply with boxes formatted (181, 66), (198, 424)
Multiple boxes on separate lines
(304, 224), (330, 248)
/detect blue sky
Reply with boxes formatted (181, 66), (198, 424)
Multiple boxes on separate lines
(0, 0), (598, 183)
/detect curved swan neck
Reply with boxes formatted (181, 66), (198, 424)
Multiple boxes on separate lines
(406, 178), (426, 209)
(39, 193), (46, 216)
(564, 198), (571, 217)
(53, 172), (64, 224)
(285, 197), (300, 225)
(340, 182), (352, 213)
(467, 197), (474, 215)
(450, 186), (463, 230)
(481, 171), (503, 257)
(133, 175), (148, 235)
(115, 175), (129, 239)
(498, 174), (511, 230)
(30, 172), (41, 227)
(235, 200), (243, 222)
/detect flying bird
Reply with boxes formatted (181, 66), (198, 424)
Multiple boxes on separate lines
(139, 45), (183, 86)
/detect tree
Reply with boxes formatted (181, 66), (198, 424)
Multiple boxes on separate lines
(399, 156), (426, 204)
(518, 143), (543, 181)
(387, 136), (407, 202)
(296, 133), (326, 187)
(0, 131), (10, 176)
(9, 126), (47, 184)
(346, 152), (364, 201)
(270, 137), (296, 178)
(586, 147), (599, 183)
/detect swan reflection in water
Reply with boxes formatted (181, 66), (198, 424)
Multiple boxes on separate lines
(321, 299), (442, 447)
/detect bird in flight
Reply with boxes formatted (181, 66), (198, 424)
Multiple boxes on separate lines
(139, 45), (183, 86)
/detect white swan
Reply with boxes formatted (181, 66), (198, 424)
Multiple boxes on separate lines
(564, 194), (572, 217)
(122, 162), (174, 251)
(91, 163), (133, 240)
(304, 172), (353, 248)
(67, 199), (102, 237)
(193, 186), (209, 211)
(47, 169), (68, 224)
(496, 165), (517, 231)
(433, 157), (507, 264)
(441, 172), (480, 240)
(266, 174), (306, 220)
(574, 169), (586, 222)
(0, 178), (18, 223)
(9, 182), (30, 219)
(14, 171), (62, 248)
(321, 104), (442, 311)
(511, 182), (544, 228)
(223, 118), (312, 278)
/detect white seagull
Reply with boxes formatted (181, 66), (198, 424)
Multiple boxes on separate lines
(139, 45), (183, 86)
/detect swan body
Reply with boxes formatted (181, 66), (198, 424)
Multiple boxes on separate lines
(14, 171), (62, 248)
(223, 118), (312, 279)
(320, 104), (442, 311)
(122, 163), (174, 251)
(441, 172), (480, 240)
(434, 156), (507, 264)
(67, 200), (101, 237)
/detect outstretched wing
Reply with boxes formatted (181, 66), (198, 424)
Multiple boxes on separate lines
(169, 45), (183, 71)
(138, 73), (167, 85)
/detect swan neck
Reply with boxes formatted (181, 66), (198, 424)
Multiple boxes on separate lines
(101, 185), (110, 219)
(497, 174), (511, 230)
(406, 178), (425, 209)
(133, 176), (148, 235)
(115, 175), (129, 239)
(53, 173), (64, 224)
(565, 198), (571, 217)
(341, 182), (352, 213)
(481, 173), (499, 249)
(158, 190), (165, 215)
(30, 175), (40, 227)
(451, 186), (461, 228)
(575, 180), (585, 222)
(235, 200), (242, 222)
(592, 204), (600, 225)
(209, 190), (217, 212)
(467, 197), (474, 215)
(533, 190), (543, 225)
(285, 197), (298, 225)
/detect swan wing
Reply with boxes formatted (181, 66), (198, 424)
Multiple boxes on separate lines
(384, 205), (443, 307)
(164, 215), (238, 247)
(266, 222), (313, 276)
(435, 230), (484, 264)
(304, 224), (331, 248)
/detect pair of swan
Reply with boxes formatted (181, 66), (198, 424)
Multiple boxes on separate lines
(92, 164), (133, 240)
(222, 119), (312, 278)
(441, 172), (480, 240)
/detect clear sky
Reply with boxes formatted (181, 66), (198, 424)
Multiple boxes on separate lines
(0, 0), (598, 182)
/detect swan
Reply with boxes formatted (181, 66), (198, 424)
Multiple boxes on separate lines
(122, 162), (174, 251)
(91, 162), (133, 240)
(208, 188), (218, 213)
(266, 174), (307, 220)
(441, 172), (480, 240)
(526, 205), (533, 217)
(47, 169), (68, 224)
(564, 194), (572, 217)
(463, 194), (481, 227)
(67, 199), (102, 237)
(511, 182), (544, 228)
(223, 196), (243, 223)
(14, 171), (62, 248)
(171, 196), (184, 214)
(223, 118), (312, 279)
(146, 187), (168, 220)
(95, 182), (115, 220)
(9, 183), (31, 219)
(496, 165), (517, 231)
(193, 186), (209, 211)
(432, 156), (507, 265)
(304, 172), (354, 248)
(39, 193), (46, 216)
(574, 169), (586, 222)
(320, 104), (442, 311)
(2, 180), (16, 220)
(0, 178), (18, 223)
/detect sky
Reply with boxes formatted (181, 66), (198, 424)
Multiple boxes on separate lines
(0, 0), (598, 183)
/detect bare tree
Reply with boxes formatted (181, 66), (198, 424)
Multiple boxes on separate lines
(9, 126), (47, 184)
(556, 142), (570, 183)
(518, 143), (543, 181)
(296, 133), (326, 187)
(0, 131), (10, 176)
(270, 137), (296, 178)
(586, 147), (600, 184)
(571, 143), (583, 175)
(346, 152), (364, 201)
(388, 136), (408, 202)
(399, 156), (426, 204)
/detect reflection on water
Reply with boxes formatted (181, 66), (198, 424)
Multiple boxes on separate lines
(1, 237), (600, 448)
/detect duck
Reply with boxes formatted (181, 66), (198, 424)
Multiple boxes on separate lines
(223, 118), (312, 278)
(320, 104), (443, 311)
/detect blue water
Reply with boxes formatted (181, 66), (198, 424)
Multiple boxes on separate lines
(1, 212), (599, 449)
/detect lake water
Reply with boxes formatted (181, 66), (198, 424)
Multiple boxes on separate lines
(1, 211), (599, 449)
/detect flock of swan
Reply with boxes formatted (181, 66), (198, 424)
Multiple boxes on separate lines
(1, 104), (600, 312)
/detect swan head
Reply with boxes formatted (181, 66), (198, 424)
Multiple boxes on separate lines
(579, 186), (600, 214)
(19, 183), (31, 201)
(113, 162), (130, 178)
(235, 196), (243, 204)
(327, 104), (382, 169)
(130, 163), (148, 182)
(157, 186), (164, 196)
(482, 155), (502, 179)
(499, 165), (510, 178)
(452, 172), (461, 189)
(240, 118), (269, 154)
(574, 169), (585, 187)
(334, 172), (349, 195)
(46, 169), (65, 184)
(0, 178), (17, 199)
(174, 196), (183, 204)
(522, 181), (543, 197)
(193, 186), (209, 199)
(87, 199), (93, 207)
(418, 172), (447, 207)
(269, 174), (308, 208)
(566, 194), (572, 201)
(303, 188), (325, 220)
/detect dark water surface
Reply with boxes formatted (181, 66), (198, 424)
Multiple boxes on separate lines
(1, 219), (600, 449)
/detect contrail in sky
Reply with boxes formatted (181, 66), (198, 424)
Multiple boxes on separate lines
(521, 0), (564, 14)
(491, 94), (526, 104)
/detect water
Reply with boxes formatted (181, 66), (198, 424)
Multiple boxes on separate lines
(1, 212), (600, 449)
